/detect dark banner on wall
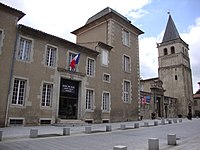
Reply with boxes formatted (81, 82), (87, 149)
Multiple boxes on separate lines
(60, 78), (79, 98)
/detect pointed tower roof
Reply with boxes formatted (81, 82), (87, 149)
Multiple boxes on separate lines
(162, 14), (180, 43)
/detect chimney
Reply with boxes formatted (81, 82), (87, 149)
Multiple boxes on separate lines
(198, 82), (200, 89)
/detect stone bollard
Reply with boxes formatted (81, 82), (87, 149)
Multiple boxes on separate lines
(167, 134), (176, 145)
(120, 124), (126, 130)
(148, 138), (159, 150)
(154, 121), (158, 126)
(161, 119), (165, 125)
(179, 118), (182, 123)
(113, 145), (127, 150)
(63, 128), (70, 136)
(106, 125), (112, 132)
(144, 122), (149, 127)
(134, 123), (139, 128)
(168, 120), (172, 124)
(30, 129), (38, 138)
(0, 131), (2, 141)
(85, 126), (91, 134)
(173, 118), (177, 123)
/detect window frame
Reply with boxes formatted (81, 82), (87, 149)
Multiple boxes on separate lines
(0, 29), (4, 55)
(102, 91), (110, 112)
(11, 78), (27, 106)
(45, 45), (57, 68)
(123, 55), (131, 73)
(123, 80), (131, 103)
(101, 49), (109, 66)
(86, 89), (94, 111)
(122, 29), (130, 47)
(164, 48), (168, 55)
(17, 36), (33, 62)
(103, 73), (111, 83)
(86, 57), (95, 77)
(41, 82), (53, 107)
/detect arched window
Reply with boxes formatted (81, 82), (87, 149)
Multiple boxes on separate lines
(171, 46), (175, 54)
(164, 48), (168, 55)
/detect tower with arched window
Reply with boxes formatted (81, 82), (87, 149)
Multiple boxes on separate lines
(157, 14), (193, 117)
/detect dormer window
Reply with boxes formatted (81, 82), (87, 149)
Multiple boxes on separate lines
(164, 48), (168, 55)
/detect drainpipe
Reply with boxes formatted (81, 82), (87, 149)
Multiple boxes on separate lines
(4, 27), (19, 127)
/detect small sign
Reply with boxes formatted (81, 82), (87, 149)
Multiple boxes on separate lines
(62, 84), (75, 94)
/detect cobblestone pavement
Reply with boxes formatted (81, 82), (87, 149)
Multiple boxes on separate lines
(0, 118), (200, 150)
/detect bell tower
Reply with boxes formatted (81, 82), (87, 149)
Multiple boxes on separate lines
(157, 14), (193, 117)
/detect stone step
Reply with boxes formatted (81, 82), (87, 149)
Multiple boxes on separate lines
(53, 119), (88, 127)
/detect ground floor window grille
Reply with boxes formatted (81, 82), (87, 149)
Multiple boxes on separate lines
(86, 89), (94, 110)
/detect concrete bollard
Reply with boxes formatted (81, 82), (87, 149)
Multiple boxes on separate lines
(106, 125), (112, 132)
(161, 119), (165, 125)
(173, 118), (177, 123)
(168, 120), (172, 124)
(179, 118), (182, 123)
(30, 129), (38, 138)
(148, 138), (159, 150)
(0, 131), (2, 141)
(144, 122), (149, 127)
(85, 126), (91, 134)
(167, 134), (176, 145)
(120, 124), (126, 130)
(154, 121), (158, 126)
(113, 145), (127, 150)
(63, 128), (70, 136)
(134, 123), (139, 128)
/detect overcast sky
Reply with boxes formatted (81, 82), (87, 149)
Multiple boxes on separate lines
(1, 0), (200, 92)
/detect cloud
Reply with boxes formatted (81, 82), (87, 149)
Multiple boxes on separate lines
(181, 17), (200, 92)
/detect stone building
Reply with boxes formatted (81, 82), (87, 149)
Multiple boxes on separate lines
(193, 82), (200, 117)
(0, 3), (143, 126)
(140, 14), (193, 119)
(140, 78), (177, 119)
(157, 14), (193, 117)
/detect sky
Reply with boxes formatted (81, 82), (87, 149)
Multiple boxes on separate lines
(1, 0), (200, 93)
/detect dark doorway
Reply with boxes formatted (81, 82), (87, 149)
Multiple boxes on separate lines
(157, 97), (161, 117)
(59, 78), (79, 119)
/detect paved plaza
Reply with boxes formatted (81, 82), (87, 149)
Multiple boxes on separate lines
(0, 118), (200, 150)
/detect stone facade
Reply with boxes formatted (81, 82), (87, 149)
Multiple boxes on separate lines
(140, 78), (177, 119)
(157, 15), (193, 117)
(0, 3), (143, 126)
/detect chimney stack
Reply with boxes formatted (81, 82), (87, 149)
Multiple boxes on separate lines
(198, 82), (200, 89)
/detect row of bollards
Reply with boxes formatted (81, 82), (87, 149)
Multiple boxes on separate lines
(0, 118), (183, 141)
(114, 134), (177, 150)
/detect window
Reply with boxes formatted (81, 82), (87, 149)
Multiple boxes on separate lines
(123, 55), (131, 72)
(194, 100), (197, 106)
(164, 48), (168, 55)
(175, 75), (178, 80)
(46, 46), (56, 67)
(12, 79), (26, 105)
(0, 30), (3, 54)
(122, 29), (130, 46)
(86, 89), (94, 110)
(42, 83), (53, 107)
(171, 46), (175, 54)
(17, 37), (32, 61)
(123, 80), (131, 103)
(101, 49), (108, 66)
(87, 58), (95, 76)
(103, 73), (110, 83)
(102, 92), (110, 111)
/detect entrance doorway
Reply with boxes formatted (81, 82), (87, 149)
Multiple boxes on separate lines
(59, 78), (79, 119)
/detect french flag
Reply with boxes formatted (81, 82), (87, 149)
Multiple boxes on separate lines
(69, 53), (80, 69)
